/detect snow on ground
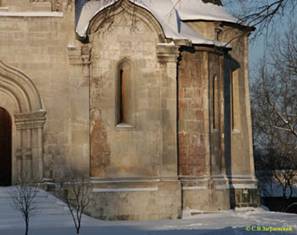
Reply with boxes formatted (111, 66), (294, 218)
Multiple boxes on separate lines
(1, 187), (297, 235)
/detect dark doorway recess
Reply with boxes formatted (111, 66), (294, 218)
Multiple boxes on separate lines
(0, 107), (12, 186)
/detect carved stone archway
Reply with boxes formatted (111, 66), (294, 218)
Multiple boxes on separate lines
(0, 61), (46, 183)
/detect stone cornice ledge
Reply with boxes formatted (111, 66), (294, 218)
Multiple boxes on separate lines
(157, 42), (179, 63)
(0, 7), (9, 11)
(67, 44), (92, 65)
(90, 176), (179, 183)
(15, 110), (47, 129)
(0, 11), (63, 17)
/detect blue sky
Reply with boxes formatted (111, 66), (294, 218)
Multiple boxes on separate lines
(224, 2), (264, 71)
(224, 1), (295, 77)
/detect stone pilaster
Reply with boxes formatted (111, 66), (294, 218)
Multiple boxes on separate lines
(14, 110), (46, 182)
(67, 43), (91, 176)
(157, 43), (179, 178)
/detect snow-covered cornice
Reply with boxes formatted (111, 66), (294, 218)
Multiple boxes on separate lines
(76, 0), (236, 48)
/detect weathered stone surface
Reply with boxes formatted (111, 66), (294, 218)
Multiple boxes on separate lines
(89, 7), (170, 179)
(178, 51), (208, 177)
(90, 110), (111, 177)
(0, 0), (258, 220)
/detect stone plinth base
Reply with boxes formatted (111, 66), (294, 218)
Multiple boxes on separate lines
(87, 178), (181, 220)
(43, 175), (259, 220)
(181, 175), (259, 214)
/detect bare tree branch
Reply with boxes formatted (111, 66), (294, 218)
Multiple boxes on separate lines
(9, 181), (39, 235)
(252, 23), (297, 201)
(222, 0), (297, 38)
(60, 174), (92, 235)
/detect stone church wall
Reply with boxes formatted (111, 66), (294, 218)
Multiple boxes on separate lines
(178, 47), (231, 211)
(86, 5), (181, 219)
(0, 0), (258, 219)
(185, 21), (255, 178)
(184, 21), (257, 208)
(0, 2), (90, 180)
(90, 10), (166, 179)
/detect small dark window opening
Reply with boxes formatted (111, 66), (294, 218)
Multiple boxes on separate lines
(116, 60), (132, 125)
(119, 69), (124, 123)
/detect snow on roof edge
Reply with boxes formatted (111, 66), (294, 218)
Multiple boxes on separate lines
(76, 0), (117, 38)
(76, 0), (232, 48)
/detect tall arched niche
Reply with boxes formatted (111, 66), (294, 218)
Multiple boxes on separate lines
(0, 60), (46, 183)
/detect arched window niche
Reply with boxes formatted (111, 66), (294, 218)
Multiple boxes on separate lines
(212, 74), (219, 130)
(231, 69), (240, 131)
(116, 59), (133, 127)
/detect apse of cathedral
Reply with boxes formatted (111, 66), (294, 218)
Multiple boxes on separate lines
(0, 0), (259, 220)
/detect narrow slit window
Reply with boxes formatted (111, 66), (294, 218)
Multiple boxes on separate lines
(213, 75), (219, 129)
(231, 70), (240, 130)
(117, 60), (132, 125)
(231, 72), (234, 130)
(119, 69), (124, 123)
